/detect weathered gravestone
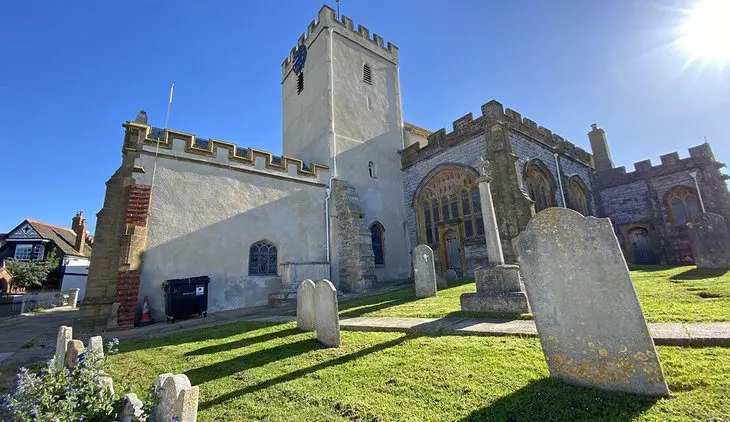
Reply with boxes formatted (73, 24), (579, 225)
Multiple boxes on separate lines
(88, 335), (104, 360)
(314, 279), (340, 347)
(297, 279), (316, 331)
(687, 212), (730, 269)
(413, 245), (437, 297)
(513, 208), (669, 396)
(157, 373), (199, 422)
(55, 326), (73, 370)
(120, 393), (144, 422)
(64, 340), (85, 368)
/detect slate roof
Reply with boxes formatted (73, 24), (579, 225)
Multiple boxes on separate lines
(24, 220), (93, 258)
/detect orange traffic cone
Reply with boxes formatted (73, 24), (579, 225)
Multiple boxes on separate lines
(138, 296), (154, 326)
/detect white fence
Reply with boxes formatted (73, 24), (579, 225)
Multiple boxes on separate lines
(20, 288), (80, 314)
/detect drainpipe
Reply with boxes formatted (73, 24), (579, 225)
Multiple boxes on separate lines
(553, 152), (566, 207)
(324, 26), (337, 281)
(688, 170), (706, 212)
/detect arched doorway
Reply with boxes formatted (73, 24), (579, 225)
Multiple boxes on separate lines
(628, 228), (652, 264)
(444, 229), (462, 273)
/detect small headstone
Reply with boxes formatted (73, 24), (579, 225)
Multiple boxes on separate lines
(413, 245), (437, 298)
(121, 393), (144, 422)
(314, 279), (340, 347)
(436, 275), (448, 290)
(87, 336), (104, 361)
(513, 208), (669, 396)
(97, 375), (114, 397)
(55, 326), (73, 370)
(64, 340), (85, 368)
(157, 373), (198, 422)
(687, 212), (730, 269)
(460, 265), (529, 314)
(297, 279), (316, 331)
(444, 269), (458, 281)
(67, 288), (80, 308)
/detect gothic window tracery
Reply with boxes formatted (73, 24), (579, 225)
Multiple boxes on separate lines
(370, 222), (385, 266)
(566, 177), (590, 215)
(667, 186), (701, 226)
(249, 241), (278, 276)
(524, 161), (554, 213)
(416, 168), (482, 244)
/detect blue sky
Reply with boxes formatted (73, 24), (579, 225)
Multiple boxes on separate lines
(1, 0), (728, 233)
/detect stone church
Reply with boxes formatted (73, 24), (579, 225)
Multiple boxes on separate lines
(78, 5), (730, 330)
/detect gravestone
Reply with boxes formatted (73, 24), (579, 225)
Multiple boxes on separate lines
(64, 340), (85, 368)
(413, 245), (437, 298)
(460, 265), (530, 314)
(88, 336), (104, 360)
(297, 279), (316, 331)
(437, 275), (448, 290)
(120, 393), (144, 422)
(157, 373), (199, 422)
(513, 208), (669, 396)
(55, 326), (73, 370)
(687, 212), (730, 269)
(314, 279), (340, 347)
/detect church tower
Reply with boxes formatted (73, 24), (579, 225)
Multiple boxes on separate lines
(282, 6), (411, 289)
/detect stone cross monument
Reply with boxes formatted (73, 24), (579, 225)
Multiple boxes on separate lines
(460, 156), (530, 314)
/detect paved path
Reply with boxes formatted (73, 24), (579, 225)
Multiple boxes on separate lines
(244, 316), (730, 347)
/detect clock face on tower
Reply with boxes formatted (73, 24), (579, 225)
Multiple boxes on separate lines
(293, 45), (307, 75)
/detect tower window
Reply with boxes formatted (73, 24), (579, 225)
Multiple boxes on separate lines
(368, 161), (376, 178)
(370, 222), (385, 266)
(363, 63), (372, 85)
(297, 72), (304, 95)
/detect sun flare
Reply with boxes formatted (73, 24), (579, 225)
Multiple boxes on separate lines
(677, 0), (730, 66)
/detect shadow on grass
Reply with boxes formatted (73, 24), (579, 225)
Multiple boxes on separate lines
(119, 320), (289, 353)
(628, 265), (676, 273)
(460, 377), (659, 421)
(197, 335), (410, 411)
(669, 268), (729, 281)
(184, 327), (301, 356)
(337, 279), (475, 318)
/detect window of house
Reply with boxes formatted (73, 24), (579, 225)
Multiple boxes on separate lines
(297, 72), (304, 95)
(524, 162), (554, 213)
(248, 242), (278, 275)
(370, 222), (385, 265)
(416, 168), (483, 244)
(14, 244), (33, 261)
(368, 161), (376, 178)
(363, 63), (372, 85)
(33, 244), (45, 260)
(667, 186), (701, 226)
(566, 177), (590, 216)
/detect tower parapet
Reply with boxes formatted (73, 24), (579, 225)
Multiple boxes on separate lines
(281, 5), (398, 79)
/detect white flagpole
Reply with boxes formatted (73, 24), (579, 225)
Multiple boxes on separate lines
(152, 83), (174, 186)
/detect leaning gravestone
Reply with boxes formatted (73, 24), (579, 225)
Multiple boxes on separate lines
(88, 335), (104, 360)
(157, 373), (199, 422)
(413, 245), (437, 298)
(314, 279), (340, 347)
(55, 326), (73, 370)
(513, 208), (669, 396)
(64, 340), (85, 368)
(687, 212), (730, 269)
(297, 279), (316, 331)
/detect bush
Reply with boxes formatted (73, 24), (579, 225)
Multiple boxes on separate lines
(1, 340), (121, 421)
(4, 251), (60, 289)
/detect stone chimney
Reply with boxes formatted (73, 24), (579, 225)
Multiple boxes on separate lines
(72, 211), (87, 255)
(588, 123), (615, 172)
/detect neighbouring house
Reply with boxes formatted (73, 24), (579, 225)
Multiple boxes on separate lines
(0, 212), (93, 299)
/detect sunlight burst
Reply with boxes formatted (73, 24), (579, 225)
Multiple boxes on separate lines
(677, 0), (730, 68)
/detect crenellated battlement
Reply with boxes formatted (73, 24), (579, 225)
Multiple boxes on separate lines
(400, 99), (594, 169)
(123, 121), (329, 184)
(595, 143), (723, 189)
(281, 5), (398, 79)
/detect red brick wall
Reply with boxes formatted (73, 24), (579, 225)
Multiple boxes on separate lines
(115, 270), (141, 328)
(126, 184), (152, 227)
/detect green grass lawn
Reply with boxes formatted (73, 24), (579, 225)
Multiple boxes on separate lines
(106, 321), (730, 421)
(337, 266), (730, 323)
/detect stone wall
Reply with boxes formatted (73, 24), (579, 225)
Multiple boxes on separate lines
(334, 180), (376, 292)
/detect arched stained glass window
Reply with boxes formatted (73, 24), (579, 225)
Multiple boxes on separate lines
(249, 241), (278, 275)
(370, 222), (385, 266)
(667, 186), (701, 226)
(416, 168), (483, 244)
(566, 177), (590, 216)
(524, 161), (554, 213)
